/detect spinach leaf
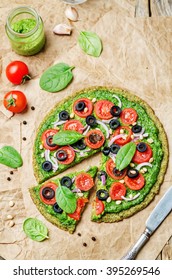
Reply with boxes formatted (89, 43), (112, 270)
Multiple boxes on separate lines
(0, 146), (23, 168)
(23, 218), (49, 242)
(53, 130), (84, 146)
(56, 184), (77, 213)
(78, 31), (102, 57)
(115, 142), (136, 171)
(39, 63), (75, 92)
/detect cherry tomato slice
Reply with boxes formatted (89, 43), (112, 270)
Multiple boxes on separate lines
(120, 108), (138, 125)
(132, 143), (153, 164)
(85, 129), (105, 149)
(94, 197), (105, 215)
(106, 158), (127, 180)
(124, 173), (145, 190)
(6, 61), (30, 85)
(109, 182), (126, 200)
(75, 173), (94, 191)
(68, 197), (88, 220)
(63, 120), (84, 133)
(113, 126), (132, 146)
(41, 129), (59, 151)
(40, 182), (58, 205)
(3, 90), (27, 113)
(56, 146), (75, 165)
(73, 98), (93, 118)
(94, 100), (114, 120)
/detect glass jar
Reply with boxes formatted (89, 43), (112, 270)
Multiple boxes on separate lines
(5, 6), (46, 56)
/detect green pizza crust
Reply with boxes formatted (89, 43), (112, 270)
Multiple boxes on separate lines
(33, 86), (168, 223)
(30, 166), (97, 234)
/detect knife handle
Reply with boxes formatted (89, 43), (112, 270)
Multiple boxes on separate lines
(121, 229), (151, 260)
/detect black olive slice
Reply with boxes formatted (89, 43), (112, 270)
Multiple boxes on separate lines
(96, 189), (109, 201)
(56, 150), (68, 161)
(109, 119), (120, 130)
(74, 139), (86, 150)
(137, 142), (147, 152)
(60, 176), (72, 188)
(46, 135), (57, 147)
(110, 144), (120, 154)
(42, 161), (53, 172)
(86, 115), (96, 127)
(127, 168), (139, 178)
(113, 167), (125, 177)
(110, 106), (122, 117)
(53, 203), (63, 214)
(75, 101), (86, 112)
(132, 124), (142, 133)
(102, 146), (110, 156)
(42, 187), (55, 199)
(59, 110), (69, 121)
(97, 170), (107, 181)
(89, 133), (103, 144)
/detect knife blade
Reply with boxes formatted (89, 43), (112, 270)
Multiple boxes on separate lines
(121, 186), (172, 260)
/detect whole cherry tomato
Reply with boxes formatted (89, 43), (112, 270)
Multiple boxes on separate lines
(6, 61), (30, 85)
(3, 90), (27, 113)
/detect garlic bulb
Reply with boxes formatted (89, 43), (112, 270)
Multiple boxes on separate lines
(65, 6), (79, 22)
(53, 23), (72, 35)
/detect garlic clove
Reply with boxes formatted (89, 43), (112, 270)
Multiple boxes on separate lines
(65, 6), (79, 22)
(53, 23), (72, 35)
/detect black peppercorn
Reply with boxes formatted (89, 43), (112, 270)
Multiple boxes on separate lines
(91, 237), (96, 241)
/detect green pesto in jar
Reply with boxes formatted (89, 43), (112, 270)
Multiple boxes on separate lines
(6, 18), (45, 56)
(12, 18), (36, 33)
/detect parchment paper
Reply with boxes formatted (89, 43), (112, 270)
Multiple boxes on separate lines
(0, 0), (172, 260)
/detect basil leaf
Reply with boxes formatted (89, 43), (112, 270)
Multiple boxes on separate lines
(23, 218), (49, 242)
(78, 31), (102, 57)
(0, 146), (23, 168)
(115, 142), (136, 171)
(53, 130), (84, 146)
(39, 63), (75, 92)
(56, 184), (77, 213)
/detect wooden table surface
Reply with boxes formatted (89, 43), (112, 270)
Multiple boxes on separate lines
(0, 0), (172, 260)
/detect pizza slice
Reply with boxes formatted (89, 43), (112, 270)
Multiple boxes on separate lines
(29, 166), (97, 234)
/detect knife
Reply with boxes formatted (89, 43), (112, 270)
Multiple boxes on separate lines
(121, 186), (172, 260)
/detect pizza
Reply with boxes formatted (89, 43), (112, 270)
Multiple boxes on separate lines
(32, 86), (168, 231)
(30, 166), (97, 233)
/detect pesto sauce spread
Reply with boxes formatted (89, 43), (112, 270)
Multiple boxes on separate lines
(34, 88), (164, 219)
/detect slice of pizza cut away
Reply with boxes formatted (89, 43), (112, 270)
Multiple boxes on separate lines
(30, 166), (97, 234)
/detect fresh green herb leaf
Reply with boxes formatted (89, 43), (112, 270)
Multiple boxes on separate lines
(53, 130), (84, 146)
(0, 146), (23, 168)
(39, 63), (75, 92)
(56, 184), (77, 213)
(115, 142), (136, 171)
(78, 31), (102, 57)
(23, 218), (49, 242)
